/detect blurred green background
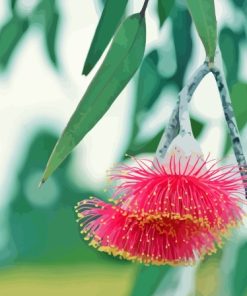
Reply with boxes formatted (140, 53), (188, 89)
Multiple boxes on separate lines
(0, 0), (247, 295)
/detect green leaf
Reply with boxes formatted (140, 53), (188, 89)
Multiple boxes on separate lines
(157, 0), (175, 27)
(195, 251), (222, 296)
(41, 14), (146, 183)
(224, 82), (247, 155)
(33, 0), (60, 68)
(0, 15), (29, 70)
(191, 116), (204, 138)
(231, 0), (246, 8)
(219, 27), (240, 88)
(186, 0), (217, 62)
(136, 50), (163, 113)
(131, 266), (172, 296)
(82, 0), (128, 75)
(172, 6), (192, 89)
(127, 116), (203, 156)
(125, 49), (164, 153)
(231, 241), (247, 296)
(9, 0), (18, 12)
(127, 130), (164, 156)
(43, 0), (60, 67)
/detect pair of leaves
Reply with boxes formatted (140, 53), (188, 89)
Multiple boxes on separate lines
(186, 0), (217, 62)
(42, 13), (146, 183)
(83, 0), (128, 75)
(0, 15), (29, 70)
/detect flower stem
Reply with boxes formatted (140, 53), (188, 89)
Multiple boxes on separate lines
(140, 0), (150, 17)
(155, 63), (210, 162)
(211, 47), (247, 197)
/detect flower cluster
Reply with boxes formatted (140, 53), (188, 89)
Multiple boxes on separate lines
(75, 136), (246, 265)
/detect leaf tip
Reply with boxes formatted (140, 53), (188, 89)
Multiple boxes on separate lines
(38, 178), (46, 188)
(82, 63), (92, 76)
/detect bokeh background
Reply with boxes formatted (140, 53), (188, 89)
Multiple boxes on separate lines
(0, 0), (247, 295)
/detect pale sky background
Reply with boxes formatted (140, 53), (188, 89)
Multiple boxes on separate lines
(0, 0), (246, 202)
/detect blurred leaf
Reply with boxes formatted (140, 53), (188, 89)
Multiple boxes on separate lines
(136, 49), (163, 113)
(0, 15), (29, 70)
(126, 49), (164, 153)
(131, 266), (172, 296)
(195, 251), (222, 296)
(172, 6), (192, 88)
(224, 82), (247, 155)
(127, 130), (164, 156)
(43, 1), (60, 67)
(34, 0), (60, 68)
(42, 14), (146, 183)
(7, 129), (116, 265)
(191, 116), (204, 138)
(9, 0), (17, 12)
(83, 0), (128, 75)
(157, 0), (175, 28)
(231, 0), (246, 8)
(186, 0), (217, 62)
(231, 241), (247, 296)
(219, 27), (239, 87)
(127, 116), (203, 156)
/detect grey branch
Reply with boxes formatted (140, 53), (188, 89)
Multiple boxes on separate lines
(211, 48), (247, 196)
(155, 62), (210, 162)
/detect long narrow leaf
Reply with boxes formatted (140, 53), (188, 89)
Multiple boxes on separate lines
(41, 13), (146, 183)
(82, 0), (128, 75)
(186, 0), (217, 62)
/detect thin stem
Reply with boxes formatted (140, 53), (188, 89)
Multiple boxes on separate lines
(155, 63), (210, 162)
(211, 47), (247, 197)
(140, 0), (150, 17)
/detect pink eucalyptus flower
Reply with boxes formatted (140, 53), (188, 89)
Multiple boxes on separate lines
(76, 197), (222, 265)
(76, 135), (246, 265)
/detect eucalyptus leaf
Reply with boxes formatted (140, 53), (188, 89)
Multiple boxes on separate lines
(172, 6), (192, 89)
(136, 50), (163, 114)
(0, 15), (29, 70)
(127, 116), (203, 156)
(9, 0), (18, 12)
(195, 251), (222, 296)
(231, 241), (247, 296)
(43, 0), (60, 67)
(33, 0), (60, 68)
(219, 27), (240, 87)
(131, 266), (172, 296)
(231, 0), (246, 8)
(157, 0), (175, 28)
(125, 49), (164, 153)
(82, 0), (128, 75)
(186, 0), (217, 62)
(41, 13), (146, 183)
(127, 130), (164, 156)
(224, 82), (247, 155)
